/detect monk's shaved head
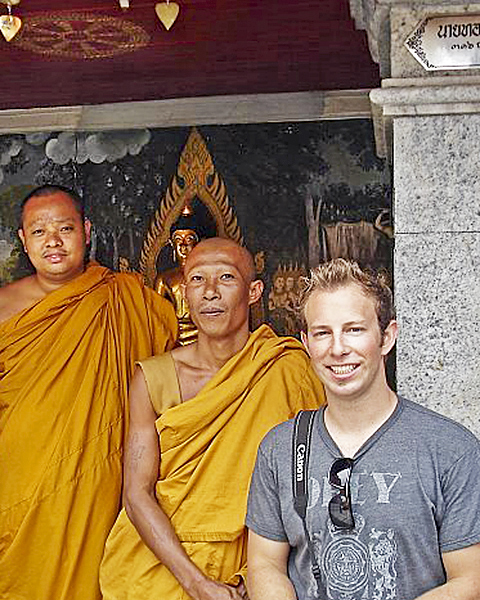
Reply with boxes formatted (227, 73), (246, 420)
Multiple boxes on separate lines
(185, 237), (256, 283)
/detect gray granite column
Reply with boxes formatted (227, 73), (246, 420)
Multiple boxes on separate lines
(371, 82), (480, 435)
(350, 1), (480, 434)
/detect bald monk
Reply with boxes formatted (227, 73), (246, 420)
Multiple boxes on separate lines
(100, 238), (326, 600)
(0, 185), (177, 600)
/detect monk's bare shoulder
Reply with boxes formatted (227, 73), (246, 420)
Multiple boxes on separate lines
(0, 276), (45, 324)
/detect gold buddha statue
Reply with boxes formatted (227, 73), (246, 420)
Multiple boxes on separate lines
(155, 228), (199, 345)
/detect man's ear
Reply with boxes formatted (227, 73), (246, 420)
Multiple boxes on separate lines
(18, 229), (26, 252)
(84, 219), (92, 246)
(381, 320), (398, 356)
(248, 279), (264, 305)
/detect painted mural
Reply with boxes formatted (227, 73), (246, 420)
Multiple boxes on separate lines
(0, 120), (392, 338)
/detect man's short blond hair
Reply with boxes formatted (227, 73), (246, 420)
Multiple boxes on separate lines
(299, 258), (395, 336)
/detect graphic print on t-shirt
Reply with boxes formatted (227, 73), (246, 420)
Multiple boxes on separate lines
(309, 516), (398, 600)
(308, 473), (400, 600)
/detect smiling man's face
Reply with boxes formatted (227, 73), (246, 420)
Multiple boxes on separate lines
(301, 283), (397, 404)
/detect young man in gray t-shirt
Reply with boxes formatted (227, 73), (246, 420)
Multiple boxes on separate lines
(246, 259), (480, 600)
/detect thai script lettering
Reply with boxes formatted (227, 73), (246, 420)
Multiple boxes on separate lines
(438, 23), (480, 38)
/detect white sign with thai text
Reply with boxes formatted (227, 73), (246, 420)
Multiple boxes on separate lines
(405, 15), (480, 70)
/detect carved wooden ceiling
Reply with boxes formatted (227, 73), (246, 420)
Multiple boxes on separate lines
(0, 0), (379, 110)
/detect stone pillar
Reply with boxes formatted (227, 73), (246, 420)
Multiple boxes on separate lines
(351, 1), (480, 435)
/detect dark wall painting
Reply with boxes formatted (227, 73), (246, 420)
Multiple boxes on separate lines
(0, 120), (392, 338)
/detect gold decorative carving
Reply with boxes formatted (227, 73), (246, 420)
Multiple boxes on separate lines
(140, 128), (243, 287)
(13, 13), (149, 59)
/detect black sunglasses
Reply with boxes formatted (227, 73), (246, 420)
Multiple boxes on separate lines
(328, 457), (355, 530)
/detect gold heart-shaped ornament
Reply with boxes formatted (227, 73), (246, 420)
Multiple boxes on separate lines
(0, 15), (22, 42)
(155, 2), (180, 31)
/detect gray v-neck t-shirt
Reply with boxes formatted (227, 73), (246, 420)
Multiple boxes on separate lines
(246, 397), (480, 600)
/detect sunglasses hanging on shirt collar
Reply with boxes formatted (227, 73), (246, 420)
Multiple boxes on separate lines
(328, 457), (355, 530)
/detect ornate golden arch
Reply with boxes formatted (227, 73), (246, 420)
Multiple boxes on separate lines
(139, 127), (243, 287)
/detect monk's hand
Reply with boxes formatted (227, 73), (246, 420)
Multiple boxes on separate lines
(191, 578), (246, 600)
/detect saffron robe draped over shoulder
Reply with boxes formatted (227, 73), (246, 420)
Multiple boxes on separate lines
(0, 263), (177, 600)
(100, 324), (325, 600)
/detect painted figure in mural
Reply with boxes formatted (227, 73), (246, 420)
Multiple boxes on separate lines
(100, 237), (326, 600)
(285, 271), (297, 310)
(155, 224), (200, 345)
(246, 258), (480, 600)
(0, 185), (177, 600)
(268, 263), (306, 336)
(268, 269), (288, 311)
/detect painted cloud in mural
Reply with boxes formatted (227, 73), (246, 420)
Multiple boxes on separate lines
(25, 133), (51, 146)
(45, 130), (151, 165)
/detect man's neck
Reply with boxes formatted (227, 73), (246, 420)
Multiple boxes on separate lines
(171, 327), (250, 403)
(33, 273), (70, 296)
(194, 328), (250, 372)
(324, 384), (397, 458)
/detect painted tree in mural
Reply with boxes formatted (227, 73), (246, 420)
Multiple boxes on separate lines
(83, 134), (185, 270)
(303, 130), (391, 269)
(202, 123), (325, 263)
(0, 187), (26, 284)
(0, 137), (25, 186)
(202, 121), (391, 270)
(0, 136), (35, 283)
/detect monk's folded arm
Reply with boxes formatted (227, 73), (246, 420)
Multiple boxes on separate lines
(124, 367), (243, 600)
(247, 530), (296, 600)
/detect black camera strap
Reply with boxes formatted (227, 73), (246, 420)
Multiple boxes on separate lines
(292, 410), (323, 589)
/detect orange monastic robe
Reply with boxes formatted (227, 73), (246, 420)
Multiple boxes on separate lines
(0, 263), (177, 600)
(100, 325), (326, 600)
